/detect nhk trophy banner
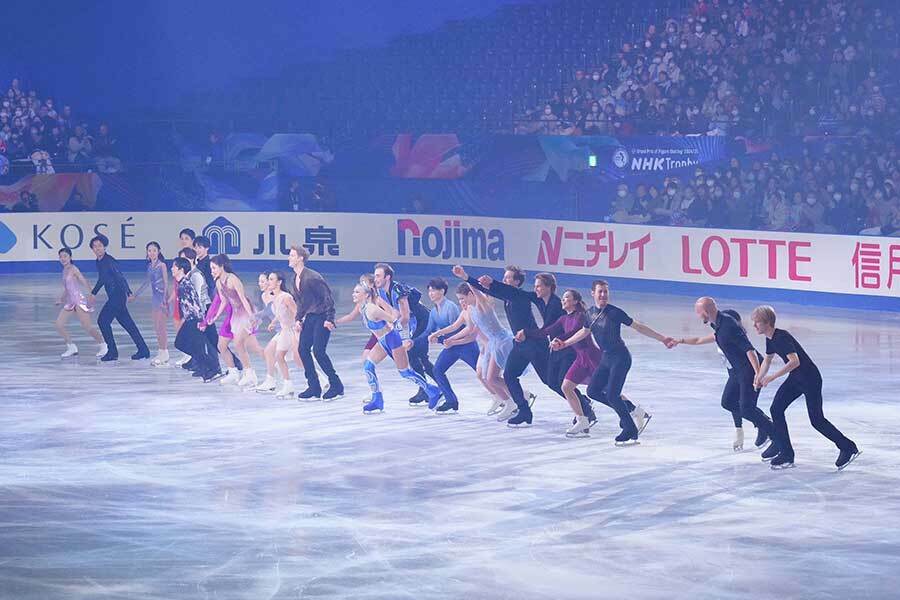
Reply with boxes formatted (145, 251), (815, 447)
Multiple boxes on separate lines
(0, 211), (897, 299)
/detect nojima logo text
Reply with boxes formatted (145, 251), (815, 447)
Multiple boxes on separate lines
(202, 217), (241, 255)
(397, 218), (504, 261)
(0, 220), (17, 254)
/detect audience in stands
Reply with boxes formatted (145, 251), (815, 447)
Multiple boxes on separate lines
(517, 0), (899, 138)
(0, 77), (119, 175)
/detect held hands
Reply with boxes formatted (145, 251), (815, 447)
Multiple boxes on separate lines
(402, 339), (413, 350)
(428, 332), (440, 344)
(452, 265), (467, 280)
(514, 329), (526, 342)
(477, 275), (493, 288)
(755, 374), (775, 390)
(663, 336), (679, 349)
(549, 338), (565, 351)
(267, 322), (276, 332)
(324, 321), (336, 331)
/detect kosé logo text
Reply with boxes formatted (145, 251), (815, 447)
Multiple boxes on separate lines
(202, 216), (241, 255)
(397, 219), (504, 261)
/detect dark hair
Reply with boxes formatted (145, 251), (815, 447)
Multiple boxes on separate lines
(535, 272), (557, 293)
(193, 235), (211, 249)
(146, 241), (165, 264)
(456, 282), (472, 295)
(270, 270), (288, 293)
(89, 234), (109, 248)
(591, 279), (609, 290)
(504, 265), (526, 286)
(563, 289), (587, 312)
(58, 247), (72, 258)
(427, 277), (448, 293)
(210, 253), (234, 274)
(259, 270), (272, 279)
(179, 247), (197, 261)
(173, 257), (191, 275)
(374, 262), (394, 279)
(179, 228), (196, 240)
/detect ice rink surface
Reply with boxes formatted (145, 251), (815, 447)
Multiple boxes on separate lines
(1, 271), (899, 599)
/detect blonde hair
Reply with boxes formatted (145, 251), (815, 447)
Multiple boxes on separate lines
(354, 281), (376, 301)
(751, 305), (777, 327)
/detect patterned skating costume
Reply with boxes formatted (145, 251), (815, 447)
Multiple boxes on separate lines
(134, 260), (169, 314)
(469, 302), (514, 373)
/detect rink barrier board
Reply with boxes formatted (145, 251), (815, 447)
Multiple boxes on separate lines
(1, 259), (898, 313)
(0, 211), (896, 311)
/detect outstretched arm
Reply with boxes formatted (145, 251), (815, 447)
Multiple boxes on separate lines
(675, 333), (716, 346)
(629, 319), (674, 346)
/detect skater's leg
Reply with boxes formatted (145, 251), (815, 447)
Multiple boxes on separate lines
(561, 379), (584, 416)
(502, 345), (530, 410)
(56, 310), (72, 344)
(804, 377), (855, 451)
(432, 347), (461, 405)
(113, 300), (148, 353)
(309, 314), (341, 388)
(97, 301), (117, 355)
(298, 317), (320, 392)
(770, 379), (802, 459)
(721, 370), (743, 428)
(75, 307), (103, 343)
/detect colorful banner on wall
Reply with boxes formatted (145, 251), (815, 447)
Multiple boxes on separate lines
(0, 211), (897, 301)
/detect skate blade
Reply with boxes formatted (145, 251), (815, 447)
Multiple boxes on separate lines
(507, 422), (533, 428)
(255, 388), (276, 394)
(565, 431), (590, 438)
(436, 409), (459, 415)
(756, 437), (771, 450)
(322, 394), (343, 403)
(733, 445), (744, 453)
(299, 397), (323, 402)
(363, 408), (384, 414)
(836, 450), (861, 471)
(637, 414), (652, 434)
(770, 462), (796, 470)
(614, 440), (640, 447)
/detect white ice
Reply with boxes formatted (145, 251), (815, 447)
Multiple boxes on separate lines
(1, 271), (899, 599)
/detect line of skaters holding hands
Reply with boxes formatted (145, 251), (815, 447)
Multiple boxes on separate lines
(431, 265), (859, 470)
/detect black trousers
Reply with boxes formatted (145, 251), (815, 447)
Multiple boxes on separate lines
(98, 295), (147, 357)
(503, 337), (551, 412)
(176, 317), (216, 375)
(298, 312), (341, 391)
(721, 368), (744, 428)
(770, 373), (854, 458)
(406, 317), (435, 387)
(586, 348), (635, 432)
(729, 367), (774, 437)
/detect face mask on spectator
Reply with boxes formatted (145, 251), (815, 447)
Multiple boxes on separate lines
(806, 197), (816, 205)
(833, 193), (842, 201)
(733, 192), (742, 199)
(850, 183), (859, 192)
(618, 189), (627, 197)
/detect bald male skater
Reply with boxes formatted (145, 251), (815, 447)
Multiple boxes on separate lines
(671, 297), (779, 460)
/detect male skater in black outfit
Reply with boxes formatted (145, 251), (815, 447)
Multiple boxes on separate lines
(751, 305), (860, 471)
(88, 234), (149, 362)
(690, 297), (778, 459)
(459, 265), (554, 427)
(289, 244), (343, 401)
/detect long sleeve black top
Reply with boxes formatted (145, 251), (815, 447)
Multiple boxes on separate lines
(91, 253), (131, 299)
(467, 276), (556, 335)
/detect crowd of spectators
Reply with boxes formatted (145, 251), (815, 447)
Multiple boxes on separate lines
(517, 0), (899, 138)
(0, 77), (120, 178)
(609, 136), (900, 236)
